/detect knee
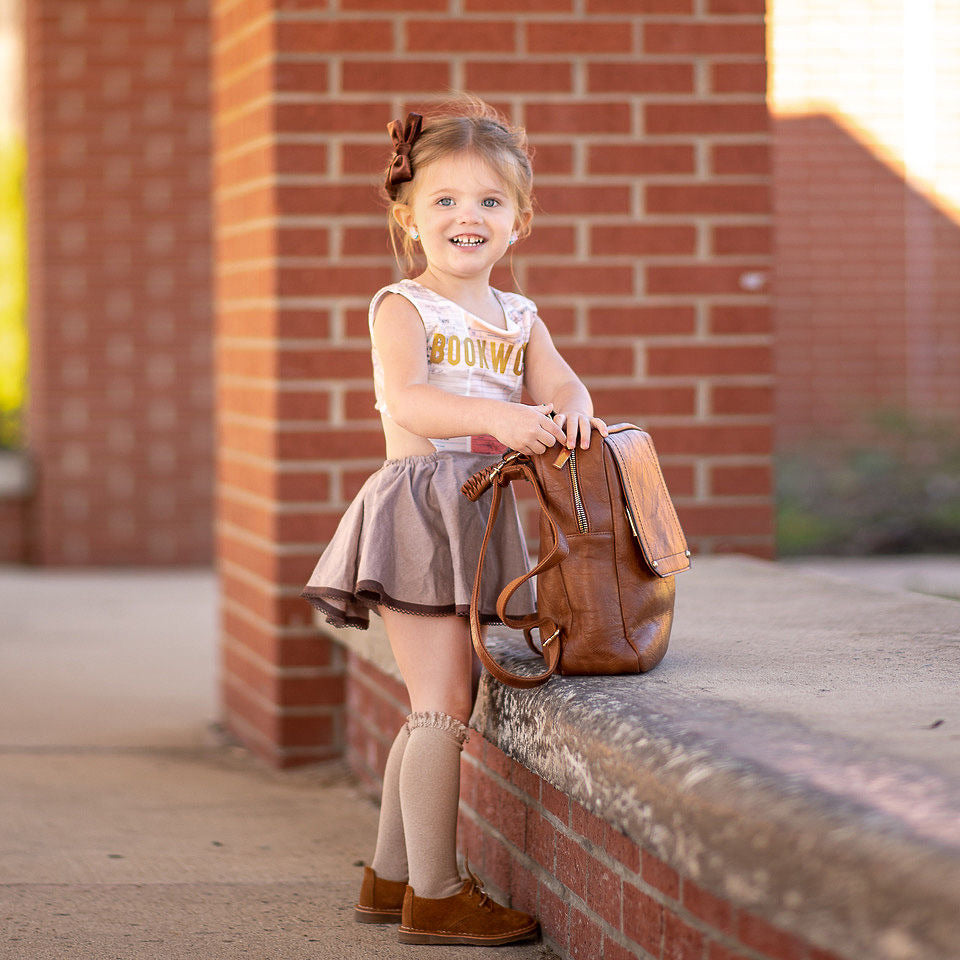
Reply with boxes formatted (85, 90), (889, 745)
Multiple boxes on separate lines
(440, 700), (474, 728)
(406, 685), (472, 725)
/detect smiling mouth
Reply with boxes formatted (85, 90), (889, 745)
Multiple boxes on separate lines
(450, 236), (486, 246)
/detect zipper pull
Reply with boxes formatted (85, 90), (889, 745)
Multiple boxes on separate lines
(552, 447), (571, 469)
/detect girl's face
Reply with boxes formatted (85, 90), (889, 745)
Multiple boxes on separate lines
(396, 151), (523, 281)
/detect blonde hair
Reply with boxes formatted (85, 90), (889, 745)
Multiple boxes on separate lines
(379, 93), (535, 278)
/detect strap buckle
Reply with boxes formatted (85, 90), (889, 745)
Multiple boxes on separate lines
(489, 450), (523, 483)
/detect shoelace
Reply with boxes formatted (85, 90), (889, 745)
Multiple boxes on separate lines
(463, 858), (493, 910)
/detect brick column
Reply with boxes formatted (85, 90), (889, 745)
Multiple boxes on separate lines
(209, 3), (387, 765)
(23, 0), (213, 564)
(211, 1), (773, 765)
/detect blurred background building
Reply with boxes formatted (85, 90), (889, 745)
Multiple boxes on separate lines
(1, 0), (957, 764)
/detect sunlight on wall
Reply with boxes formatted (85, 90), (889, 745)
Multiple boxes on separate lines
(768, 0), (960, 220)
(769, 0), (960, 437)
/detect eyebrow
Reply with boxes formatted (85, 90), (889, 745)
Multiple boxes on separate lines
(427, 187), (509, 197)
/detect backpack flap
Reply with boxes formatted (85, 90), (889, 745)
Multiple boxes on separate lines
(604, 426), (691, 577)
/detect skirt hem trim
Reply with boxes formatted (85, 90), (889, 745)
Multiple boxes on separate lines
(300, 581), (536, 631)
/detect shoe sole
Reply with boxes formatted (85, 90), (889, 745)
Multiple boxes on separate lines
(354, 906), (402, 924)
(397, 922), (540, 945)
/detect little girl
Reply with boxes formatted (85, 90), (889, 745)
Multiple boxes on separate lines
(300, 94), (607, 947)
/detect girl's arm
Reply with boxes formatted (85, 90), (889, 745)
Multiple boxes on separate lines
(372, 294), (566, 454)
(523, 317), (608, 449)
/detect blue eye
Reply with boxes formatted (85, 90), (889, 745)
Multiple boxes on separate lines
(435, 197), (501, 207)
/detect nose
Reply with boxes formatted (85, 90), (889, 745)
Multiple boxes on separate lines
(457, 203), (484, 222)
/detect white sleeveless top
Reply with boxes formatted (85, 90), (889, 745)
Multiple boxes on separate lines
(368, 278), (539, 454)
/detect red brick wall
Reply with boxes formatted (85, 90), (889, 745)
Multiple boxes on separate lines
(348, 651), (846, 960)
(769, 0), (960, 447)
(211, 1), (773, 763)
(0, 496), (29, 563)
(23, 0), (214, 564)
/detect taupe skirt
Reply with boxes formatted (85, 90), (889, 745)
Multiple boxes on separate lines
(299, 450), (537, 630)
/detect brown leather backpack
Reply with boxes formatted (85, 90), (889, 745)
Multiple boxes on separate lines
(460, 423), (691, 689)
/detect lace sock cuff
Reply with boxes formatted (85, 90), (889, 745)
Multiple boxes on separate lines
(405, 710), (470, 746)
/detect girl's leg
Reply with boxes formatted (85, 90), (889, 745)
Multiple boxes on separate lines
(381, 606), (480, 724)
(376, 606), (484, 898)
(366, 606), (487, 885)
(368, 720), (410, 882)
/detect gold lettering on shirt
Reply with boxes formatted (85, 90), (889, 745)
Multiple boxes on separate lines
(428, 335), (527, 374)
(490, 342), (514, 374)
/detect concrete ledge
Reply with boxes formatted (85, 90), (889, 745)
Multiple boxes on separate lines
(331, 555), (960, 960)
(780, 553), (960, 602)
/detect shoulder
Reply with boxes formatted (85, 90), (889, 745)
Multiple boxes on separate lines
(370, 281), (415, 315)
(369, 282), (426, 332)
(495, 288), (540, 334)
(495, 287), (538, 315)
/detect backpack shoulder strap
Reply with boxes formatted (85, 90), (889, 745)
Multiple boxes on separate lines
(463, 456), (568, 689)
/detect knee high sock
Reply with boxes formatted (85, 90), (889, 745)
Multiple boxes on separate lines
(369, 721), (410, 883)
(399, 710), (470, 900)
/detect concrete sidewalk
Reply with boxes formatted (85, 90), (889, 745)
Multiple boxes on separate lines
(0, 556), (956, 959)
(0, 566), (555, 960)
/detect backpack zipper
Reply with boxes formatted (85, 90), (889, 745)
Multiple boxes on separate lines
(568, 448), (589, 532)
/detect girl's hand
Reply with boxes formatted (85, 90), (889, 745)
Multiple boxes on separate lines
(553, 410), (609, 449)
(493, 402), (568, 456)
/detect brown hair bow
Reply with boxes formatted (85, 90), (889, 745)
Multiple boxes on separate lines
(385, 112), (423, 196)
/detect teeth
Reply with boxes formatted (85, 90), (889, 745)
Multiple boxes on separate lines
(452, 237), (484, 245)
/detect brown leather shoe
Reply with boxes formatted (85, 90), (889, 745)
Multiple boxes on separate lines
(397, 861), (540, 946)
(354, 865), (407, 923)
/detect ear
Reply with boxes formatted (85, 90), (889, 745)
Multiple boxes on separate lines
(514, 208), (533, 237)
(393, 204), (416, 234)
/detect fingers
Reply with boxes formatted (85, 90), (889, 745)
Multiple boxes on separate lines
(555, 412), (593, 449)
(539, 413), (565, 446)
(579, 416), (610, 448)
(523, 406), (608, 454)
(577, 414), (593, 449)
(553, 413), (610, 449)
(551, 412), (579, 449)
(537, 425), (562, 450)
(538, 403), (565, 444)
(553, 412), (574, 449)
(525, 438), (548, 456)
(523, 416), (609, 455)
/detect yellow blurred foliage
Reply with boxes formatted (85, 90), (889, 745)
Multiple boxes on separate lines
(0, 137), (26, 449)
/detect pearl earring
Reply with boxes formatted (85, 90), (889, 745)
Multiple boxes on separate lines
(508, 235), (517, 245)
(410, 230), (419, 240)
